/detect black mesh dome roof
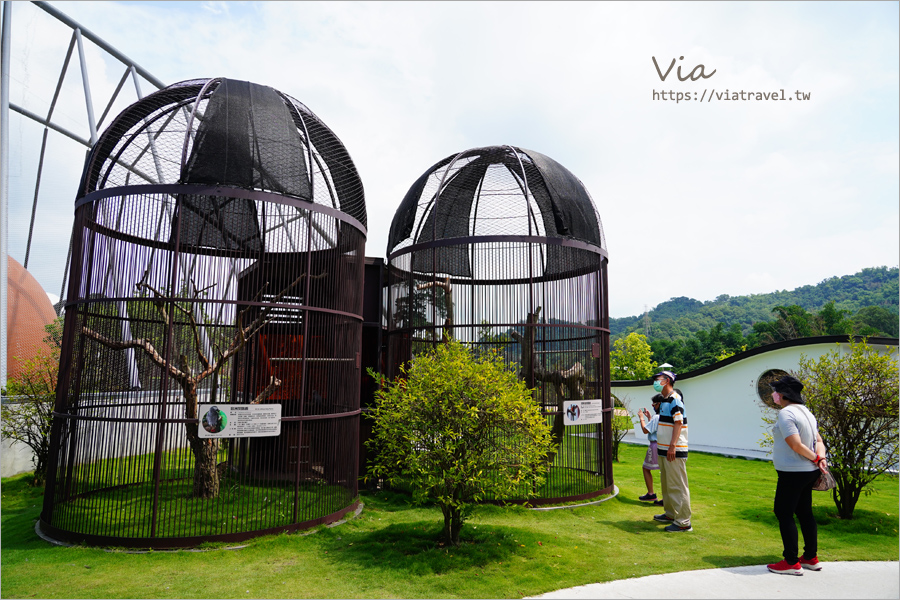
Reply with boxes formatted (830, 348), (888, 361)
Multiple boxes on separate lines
(77, 77), (366, 229)
(389, 145), (604, 252)
(387, 145), (605, 279)
(384, 145), (613, 502)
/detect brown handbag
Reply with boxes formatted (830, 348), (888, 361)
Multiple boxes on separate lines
(798, 406), (835, 491)
(812, 468), (836, 491)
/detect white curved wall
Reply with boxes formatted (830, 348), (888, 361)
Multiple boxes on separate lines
(611, 339), (897, 457)
(1, 436), (36, 478)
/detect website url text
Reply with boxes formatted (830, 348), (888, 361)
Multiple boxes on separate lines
(652, 89), (811, 103)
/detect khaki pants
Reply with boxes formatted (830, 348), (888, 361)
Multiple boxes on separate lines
(660, 456), (691, 527)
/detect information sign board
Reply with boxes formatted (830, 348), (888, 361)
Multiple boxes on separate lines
(197, 404), (282, 439)
(562, 399), (605, 426)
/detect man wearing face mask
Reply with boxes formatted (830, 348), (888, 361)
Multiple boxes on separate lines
(651, 370), (692, 532)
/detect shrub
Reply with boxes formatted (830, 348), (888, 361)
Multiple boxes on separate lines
(796, 339), (899, 519)
(366, 339), (554, 546)
(1, 319), (62, 486)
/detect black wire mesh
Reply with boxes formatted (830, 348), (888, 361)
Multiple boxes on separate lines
(78, 78), (366, 228)
(41, 79), (366, 548)
(385, 146), (613, 504)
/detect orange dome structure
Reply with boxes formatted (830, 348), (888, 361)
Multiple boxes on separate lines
(6, 256), (57, 383)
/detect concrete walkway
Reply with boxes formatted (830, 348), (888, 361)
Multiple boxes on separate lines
(528, 561), (899, 599)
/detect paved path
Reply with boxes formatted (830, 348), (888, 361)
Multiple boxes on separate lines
(528, 561), (899, 599)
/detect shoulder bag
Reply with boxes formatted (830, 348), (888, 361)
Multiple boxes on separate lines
(796, 406), (836, 492)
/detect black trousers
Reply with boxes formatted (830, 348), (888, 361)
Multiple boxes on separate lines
(773, 469), (821, 563)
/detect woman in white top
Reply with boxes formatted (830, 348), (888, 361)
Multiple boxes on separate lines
(766, 375), (829, 576)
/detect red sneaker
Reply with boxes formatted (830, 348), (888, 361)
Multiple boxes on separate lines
(799, 556), (823, 571)
(767, 559), (803, 575)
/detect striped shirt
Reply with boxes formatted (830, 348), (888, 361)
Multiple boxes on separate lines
(657, 391), (688, 458)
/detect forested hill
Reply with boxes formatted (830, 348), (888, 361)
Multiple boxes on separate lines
(611, 266), (899, 341)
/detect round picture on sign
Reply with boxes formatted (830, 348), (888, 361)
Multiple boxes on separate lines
(566, 404), (580, 422)
(202, 406), (227, 433)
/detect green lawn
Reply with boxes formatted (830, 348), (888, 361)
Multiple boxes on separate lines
(2, 443), (897, 599)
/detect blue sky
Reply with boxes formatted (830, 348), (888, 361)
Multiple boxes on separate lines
(4, 1), (898, 317)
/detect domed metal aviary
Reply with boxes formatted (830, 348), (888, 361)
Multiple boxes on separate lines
(386, 145), (613, 504)
(41, 78), (366, 548)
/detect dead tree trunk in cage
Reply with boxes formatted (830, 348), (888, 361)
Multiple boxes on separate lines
(510, 307), (585, 466)
(80, 271), (321, 498)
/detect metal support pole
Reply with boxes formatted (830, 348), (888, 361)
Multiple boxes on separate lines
(25, 30), (77, 268)
(24, 129), (49, 268)
(33, 1), (165, 90)
(1, 1), (12, 392)
(74, 28), (98, 145)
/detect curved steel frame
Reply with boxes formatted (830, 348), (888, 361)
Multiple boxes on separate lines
(76, 184), (367, 236)
(39, 499), (361, 549)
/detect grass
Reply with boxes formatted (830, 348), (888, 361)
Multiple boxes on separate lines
(41, 444), (353, 538)
(52, 477), (352, 538)
(2, 443), (897, 599)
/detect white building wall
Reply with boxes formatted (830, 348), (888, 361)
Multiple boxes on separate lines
(1, 389), (194, 479)
(612, 339), (897, 457)
(1, 437), (36, 477)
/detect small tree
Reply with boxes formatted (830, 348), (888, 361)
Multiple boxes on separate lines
(1, 318), (63, 486)
(610, 393), (632, 462)
(608, 333), (651, 462)
(610, 332), (657, 380)
(367, 339), (554, 546)
(796, 339), (899, 519)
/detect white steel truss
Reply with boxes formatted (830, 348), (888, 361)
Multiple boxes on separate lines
(1, 1), (166, 391)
